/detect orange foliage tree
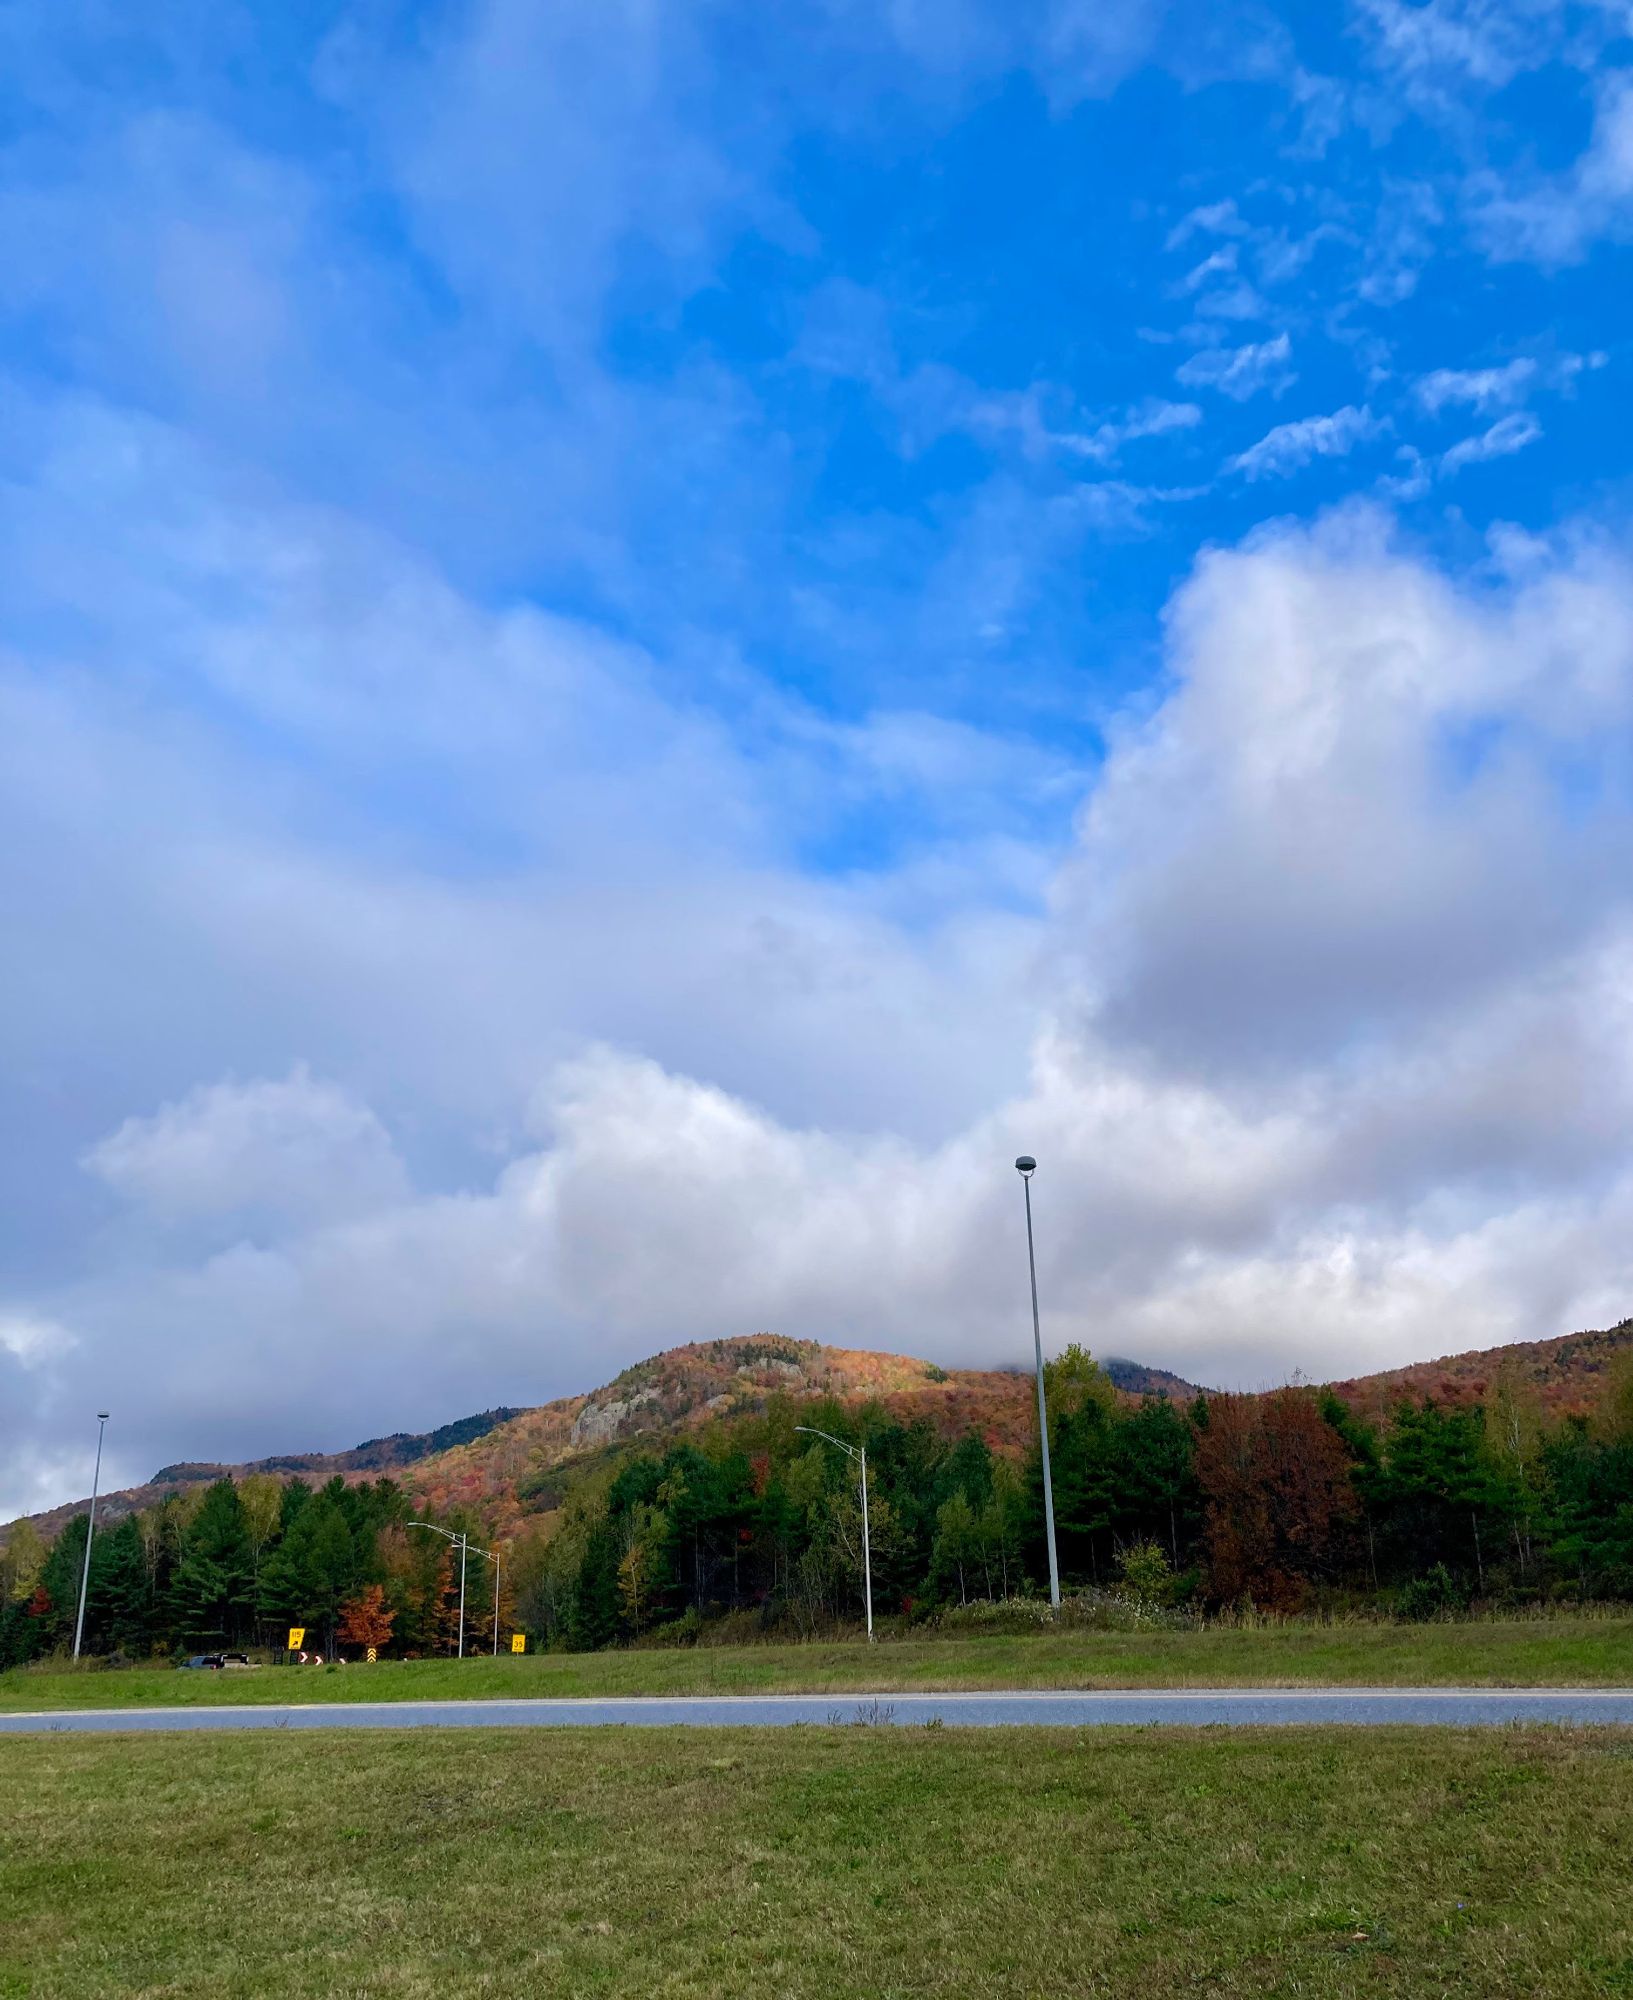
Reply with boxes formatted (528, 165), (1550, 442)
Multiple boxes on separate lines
(336, 1583), (396, 1652)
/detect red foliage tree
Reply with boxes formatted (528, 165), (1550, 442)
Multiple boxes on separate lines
(1195, 1390), (1357, 1610)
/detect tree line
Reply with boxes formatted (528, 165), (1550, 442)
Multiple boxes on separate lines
(510, 1346), (1633, 1645)
(4, 1346), (1631, 1663)
(0, 1472), (503, 1666)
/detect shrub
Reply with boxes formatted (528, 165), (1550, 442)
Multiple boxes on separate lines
(1395, 1563), (1470, 1622)
(933, 1590), (1195, 1636)
(1117, 1540), (1178, 1608)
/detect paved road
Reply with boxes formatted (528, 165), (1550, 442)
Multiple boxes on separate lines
(4, 1688), (1633, 1733)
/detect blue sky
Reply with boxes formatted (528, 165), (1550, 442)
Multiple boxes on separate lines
(4, 0), (1633, 1514)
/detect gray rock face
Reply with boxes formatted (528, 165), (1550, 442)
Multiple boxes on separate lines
(570, 1386), (661, 1447)
(738, 1357), (806, 1384)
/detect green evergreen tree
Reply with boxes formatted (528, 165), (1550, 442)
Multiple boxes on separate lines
(168, 1479), (254, 1646)
(1115, 1399), (1199, 1561)
(99, 1517), (156, 1655)
(567, 1517), (621, 1650)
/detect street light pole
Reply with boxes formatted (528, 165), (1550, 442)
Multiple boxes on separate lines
(408, 1521), (473, 1659)
(72, 1412), (110, 1661)
(795, 1426), (874, 1641)
(457, 1540), (501, 1655)
(1015, 1157), (1061, 1610)
(858, 1443), (872, 1637)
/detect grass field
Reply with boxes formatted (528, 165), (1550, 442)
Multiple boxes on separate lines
(2, 1614), (1630, 1711)
(4, 1724), (1632, 1997)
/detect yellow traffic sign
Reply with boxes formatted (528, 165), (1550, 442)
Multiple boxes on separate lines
(366, 1646), (377, 1664)
(510, 1633), (526, 1654)
(287, 1627), (306, 1650)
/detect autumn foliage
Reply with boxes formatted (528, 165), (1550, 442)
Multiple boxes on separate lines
(336, 1583), (396, 1651)
(1194, 1391), (1358, 1610)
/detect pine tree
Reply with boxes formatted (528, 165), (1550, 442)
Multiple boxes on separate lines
(169, 1480), (254, 1646)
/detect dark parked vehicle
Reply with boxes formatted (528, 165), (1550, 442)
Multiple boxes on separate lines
(180, 1655), (224, 1671)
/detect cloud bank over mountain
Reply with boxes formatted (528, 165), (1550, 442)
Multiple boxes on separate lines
(3, 0), (1632, 1515)
(7, 496), (1632, 1516)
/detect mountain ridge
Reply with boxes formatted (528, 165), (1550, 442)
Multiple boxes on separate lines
(10, 1319), (1629, 1544)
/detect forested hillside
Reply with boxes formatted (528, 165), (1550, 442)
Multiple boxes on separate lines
(1324, 1322), (1633, 1420)
(19, 1407), (527, 1544)
(5, 1327), (1631, 1665)
(401, 1336), (1043, 1536)
(17, 1325), (1627, 1553)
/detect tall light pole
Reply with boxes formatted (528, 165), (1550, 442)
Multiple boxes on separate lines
(408, 1521), (470, 1659)
(796, 1426), (873, 1641)
(1015, 1156), (1061, 1609)
(72, 1412), (110, 1661)
(462, 1541), (503, 1655)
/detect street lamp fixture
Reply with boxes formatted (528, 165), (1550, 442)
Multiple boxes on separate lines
(1015, 1155), (1062, 1610)
(795, 1425), (874, 1642)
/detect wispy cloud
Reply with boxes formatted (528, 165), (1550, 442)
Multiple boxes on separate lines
(1415, 357), (1537, 413)
(1175, 331), (1294, 401)
(1165, 199), (1247, 249)
(1059, 398), (1203, 463)
(1439, 410), (1542, 476)
(1229, 405), (1380, 480)
(1180, 244), (1240, 290)
(1192, 279), (1271, 321)
(1474, 69), (1633, 266)
(1355, 0), (1552, 94)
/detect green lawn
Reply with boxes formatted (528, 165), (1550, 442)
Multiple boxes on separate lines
(2, 1615), (1630, 1711)
(4, 1725), (1632, 1997)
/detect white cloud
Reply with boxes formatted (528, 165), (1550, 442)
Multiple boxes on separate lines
(1033, 0), (1166, 108)
(0, 1311), (77, 1370)
(0, 1443), (120, 1528)
(9, 505), (1633, 1513)
(83, 1067), (409, 1230)
(3, 0), (1633, 1523)
(1229, 405), (1380, 480)
(1193, 280), (1272, 321)
(1059, 399), (1203, 463)
(1475, 68), (1633, 265)
(1357, 180), (1443, 305)
(1166, 199), (1247, 249)
(1355, 0), (1556, 93)
(1439, 409), (1542, 476)
(1175, 332), (1294, 401)
(1181, 245), (1240, 290)
(1416, 357), (1537, 413)
(333, 0), (752, 359)
(1060, 509), (1633, 1062)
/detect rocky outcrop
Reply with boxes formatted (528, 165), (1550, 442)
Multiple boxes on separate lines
(738, 1357), (806, 1385)
(570, 1385), (662, 1448)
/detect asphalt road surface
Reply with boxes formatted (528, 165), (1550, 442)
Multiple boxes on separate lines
(5, 1689), (1633, 1732)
